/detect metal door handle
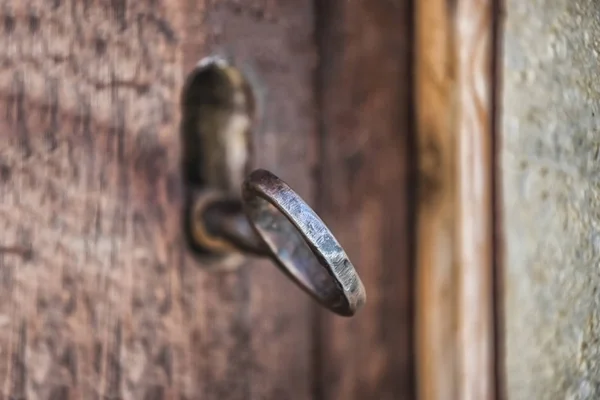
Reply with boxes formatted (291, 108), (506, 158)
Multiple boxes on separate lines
(182, 56), (366, 317)
(189, 169), (366, 317)
(244, 169), (365, 316)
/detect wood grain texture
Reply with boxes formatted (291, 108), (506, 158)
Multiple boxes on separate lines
(314, 1), (416, 399)
(182, 1), (319, 399)
(415, 0), (497, 399)
(0, 1), (185, 399)
(0, 0), (319, 399)
(414, 0), (457, 398)
(456, 1), (495, 398)
(457, 0), (496, 400)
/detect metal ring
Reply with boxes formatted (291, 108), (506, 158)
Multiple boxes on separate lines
(242, 169), (366, 317)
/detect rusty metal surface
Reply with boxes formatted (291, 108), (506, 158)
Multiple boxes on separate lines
(243, 169), (366, 317)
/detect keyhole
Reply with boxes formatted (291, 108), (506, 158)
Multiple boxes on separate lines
(180, 56), (256, 195)
(180, 56), (261, 259)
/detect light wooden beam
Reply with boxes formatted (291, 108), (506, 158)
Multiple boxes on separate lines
(415, 0), (499, 398)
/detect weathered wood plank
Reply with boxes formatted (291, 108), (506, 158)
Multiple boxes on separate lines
(181, 1), (318, 399)
(455, 1), (496, 397)
(414, 0), (457, 398)
(0, 0), (319, 399)
(415, 0), (497, 398)
(314, 1), (415, 399)
(0, 1), (186, 399)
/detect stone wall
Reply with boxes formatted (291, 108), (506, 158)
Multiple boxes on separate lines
(502, 1), (600, 398)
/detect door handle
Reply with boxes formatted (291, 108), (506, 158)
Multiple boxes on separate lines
(181, 56), (366, 317)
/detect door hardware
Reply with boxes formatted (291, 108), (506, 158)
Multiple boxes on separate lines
(242, 169), (366, 316)
(181, 56), (366, 316)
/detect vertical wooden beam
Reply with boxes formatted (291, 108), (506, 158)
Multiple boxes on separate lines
(415, 0), (457, 397)
(315, 1), (415, 399)
(415, 0), (498, 398)
(455, 1), (495, 398)
(0, 0), (320, 399)
(181, 1), (320, 399)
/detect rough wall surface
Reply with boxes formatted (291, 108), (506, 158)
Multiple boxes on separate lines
(503, 1), (600, 398)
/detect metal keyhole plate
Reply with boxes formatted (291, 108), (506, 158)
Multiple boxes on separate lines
(242, 169), (366, 317)
(181, 56), (366, 317)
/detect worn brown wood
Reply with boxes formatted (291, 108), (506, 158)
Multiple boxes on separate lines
(0, 1), (318, 399)
(182, 1), (319, 399)
(415, 0), (498, 399)
(315, 1), (415, 399)
(0, 2), (186, 399)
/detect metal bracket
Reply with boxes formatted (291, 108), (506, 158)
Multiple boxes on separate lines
(180, 57), (366, 316)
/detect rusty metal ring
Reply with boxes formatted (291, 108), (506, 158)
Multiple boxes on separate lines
(242, 169), (366, 317)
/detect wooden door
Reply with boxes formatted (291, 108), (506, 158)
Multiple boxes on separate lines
(0, 1), (413, 399)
